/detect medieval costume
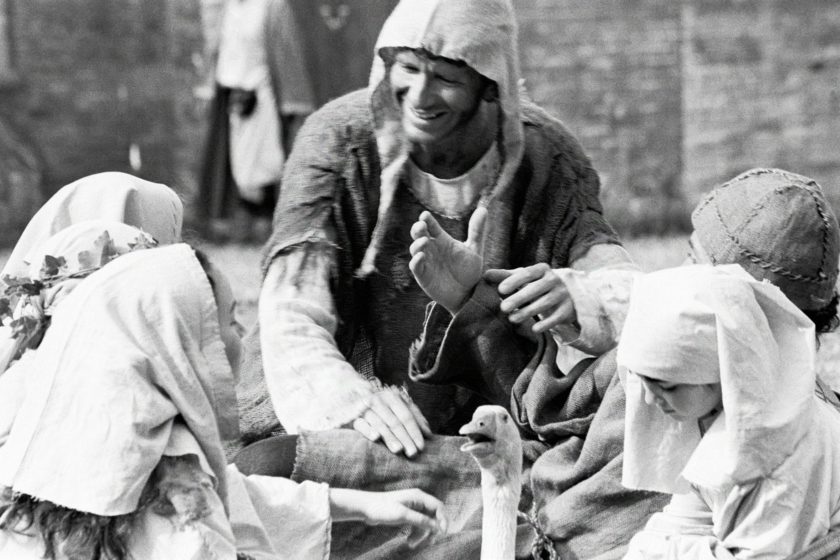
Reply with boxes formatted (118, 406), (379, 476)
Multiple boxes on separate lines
(619, 265), (840, 559)
(0, 245), (332, 559)
(239, 0), (627, 445)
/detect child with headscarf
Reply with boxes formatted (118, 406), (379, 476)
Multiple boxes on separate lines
(2, 171), (183, 281)
(618, 265), (840, 559)
(0, 244), (445, 559)
(0, 221), (158, 449)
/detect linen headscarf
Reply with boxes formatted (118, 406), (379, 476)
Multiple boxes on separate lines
(1, 172), (183, 280)
(0, 244), (237, 515)
(618, 264), (816, 494)
(0, 221), (159, 447)
(358, 0), (524, 274)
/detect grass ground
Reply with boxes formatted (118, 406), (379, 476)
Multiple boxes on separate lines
(3, 235), (839, 388)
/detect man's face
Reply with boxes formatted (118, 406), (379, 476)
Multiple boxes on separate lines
(389, 49), (486, 147)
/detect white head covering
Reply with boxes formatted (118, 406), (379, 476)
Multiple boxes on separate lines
(0, 220), (158, 374)
(2, 172), (183, 279)
(618, 264), (816, 494)
(0, 244), (237, 516)
(359, 0), (524, 274)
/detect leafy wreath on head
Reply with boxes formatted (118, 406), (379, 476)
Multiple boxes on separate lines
(0, 230), (157, 364)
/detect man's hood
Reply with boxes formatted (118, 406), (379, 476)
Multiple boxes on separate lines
(359, 0), (524, 275)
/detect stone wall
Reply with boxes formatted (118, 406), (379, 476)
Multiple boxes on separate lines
(0, 0), (206, 239)
(1, 1), (839, 243)
(682, 0), (840, 212)
(515, 0), (685, 234)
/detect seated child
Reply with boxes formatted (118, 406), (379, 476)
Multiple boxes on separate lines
(617, 264), (840, 559)
(0, 244), (445, 559)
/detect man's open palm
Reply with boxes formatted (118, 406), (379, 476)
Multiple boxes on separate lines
(408, 207), (487, 314)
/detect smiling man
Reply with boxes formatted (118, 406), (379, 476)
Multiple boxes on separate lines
(238, 0), (629, 458)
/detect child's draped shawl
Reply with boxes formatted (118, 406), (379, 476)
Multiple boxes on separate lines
(617, 264), (816, 495)
(0, 221), (158, 444)
(0, 244), (237, 515)
(1, 171), (183, 280)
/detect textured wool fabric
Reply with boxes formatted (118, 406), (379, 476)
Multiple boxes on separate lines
(412, 278), (669, 559)
(619, 264), (816, 495)
(1, 172), (182, 280)
(691, 168), (839, 311)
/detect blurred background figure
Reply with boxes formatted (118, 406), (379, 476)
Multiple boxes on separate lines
(198, 0), (397, 242)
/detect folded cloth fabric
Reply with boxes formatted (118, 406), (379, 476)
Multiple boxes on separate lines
(2, 171), (182, 280)
(618, 264), (815, 495)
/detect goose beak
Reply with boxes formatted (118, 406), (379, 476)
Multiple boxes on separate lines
(459, 417), (496, 457)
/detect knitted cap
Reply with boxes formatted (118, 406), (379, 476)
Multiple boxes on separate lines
(691, 168), (839, 311)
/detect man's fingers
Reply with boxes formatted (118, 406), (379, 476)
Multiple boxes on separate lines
(497, 263), (551, 296)
(483, 268), (515, 284)
(532, 299), (576, 333)
(352, 417), (380, 442)
(408, 252), (426, 277)
(409, 219), (429, 241)
(419, 210), (445, 237)
(500, 276), (553, 315)
(380, 389), (425, 453)
(409, 236), (429, 257)
(404, 396), (433, 437)
(465, 206), (488, 253)
(361, 409), (404, 455)
(509, 288), (568, 323)
(370, 396), (419, 457)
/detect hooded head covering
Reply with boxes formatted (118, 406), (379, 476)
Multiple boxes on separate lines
(691, 168), (839, 311)
(2, 172), (183, 280)
(0, 220), (158, 374)
(358, 0), (524, 274)
(618, 265), (816, 494)
(0, 244), (237, 516)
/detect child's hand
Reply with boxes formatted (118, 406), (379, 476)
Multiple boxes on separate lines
(485, 263), (576, 333)
(329, 488), (447, 548)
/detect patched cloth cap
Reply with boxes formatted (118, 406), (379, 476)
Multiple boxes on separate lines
(692, 168), (840, 310)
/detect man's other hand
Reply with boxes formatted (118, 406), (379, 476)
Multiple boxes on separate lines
(409, 207), (487, 314)
(352, 386), (432, 458)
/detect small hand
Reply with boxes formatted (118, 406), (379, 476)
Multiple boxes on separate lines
(408, 208), (487, 314)
(352, 386), (432, 458)
(485, 263), (577, 333)
(330, 488), (448, 549)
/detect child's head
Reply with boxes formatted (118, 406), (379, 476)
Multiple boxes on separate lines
(0, 244), (239, 559)
(690, 168), (839, 333)
(618, 265), (817, 494)
(636, 374), (721, 422)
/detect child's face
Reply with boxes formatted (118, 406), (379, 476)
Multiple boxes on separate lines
(209, 263), (245, 376)
(637, 373), (722, 421)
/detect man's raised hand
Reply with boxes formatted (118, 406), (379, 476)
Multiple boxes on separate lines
(408, 207), (487, 314)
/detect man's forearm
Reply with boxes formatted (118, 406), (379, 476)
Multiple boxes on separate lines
(259, 252), (373, 432)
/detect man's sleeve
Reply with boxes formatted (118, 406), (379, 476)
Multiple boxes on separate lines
(259, 241), (374, 433)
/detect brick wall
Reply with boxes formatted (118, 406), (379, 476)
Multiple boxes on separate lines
(0, 0), (206, 233)
(682, 0), (840, 212)
(514, 0), (685, 234)
(1, 1), (839, 243)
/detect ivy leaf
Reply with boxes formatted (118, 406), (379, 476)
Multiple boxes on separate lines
(128, 234), (157, 251)
(10, 315), (38, 339)
(95, 231), (118, 266)
(77, 249), (96, 271)
(5, 279), (43, 297)
(39, 255), (67, 278)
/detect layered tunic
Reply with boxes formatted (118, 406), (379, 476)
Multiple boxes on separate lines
(240, 0), (626, 440)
